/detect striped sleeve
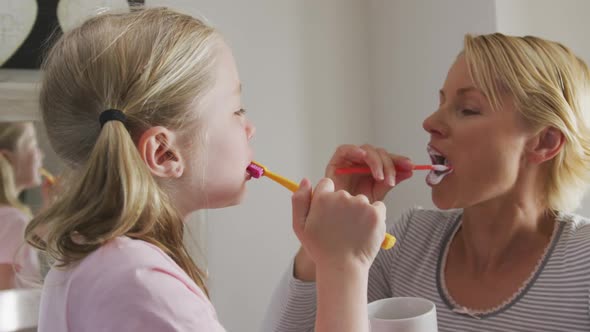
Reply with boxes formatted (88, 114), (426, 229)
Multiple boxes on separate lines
(368, 208), (416, 302)
(261, 209), (417, 332)
(261, 260), (316, 332)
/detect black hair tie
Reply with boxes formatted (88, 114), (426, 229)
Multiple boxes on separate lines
(99, 109), (126, 128)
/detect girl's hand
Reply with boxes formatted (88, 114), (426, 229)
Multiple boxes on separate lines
(292, 178), (386, 271)
(40, 176), (59, 211)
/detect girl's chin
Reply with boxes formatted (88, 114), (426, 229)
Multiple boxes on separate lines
(25, 178), (42, 189)
(202, 192), (247, 210)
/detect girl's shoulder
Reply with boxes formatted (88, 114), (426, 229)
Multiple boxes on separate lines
(0, 206), (30, 243)
(53, 236), (209, 306)
(45, 237), (222, 331)
(0, 205), (29, 222)
(73, 236), (193, 284)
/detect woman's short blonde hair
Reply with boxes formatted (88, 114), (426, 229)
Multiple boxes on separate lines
(463, 33), (590, 212)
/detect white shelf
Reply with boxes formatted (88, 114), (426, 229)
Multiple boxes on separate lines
(0, 69), (41, 121)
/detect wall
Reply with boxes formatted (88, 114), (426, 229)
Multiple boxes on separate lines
(8, 1), (588, 331)
(368, 0), (497, 222)
(495, 0), (590, 215)
(152, 1), (498, 330)
(150, 1), (372, 331)
(496, 0), (590, 59)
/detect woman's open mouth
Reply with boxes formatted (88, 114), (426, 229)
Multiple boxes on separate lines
(426, 145), (453, 185)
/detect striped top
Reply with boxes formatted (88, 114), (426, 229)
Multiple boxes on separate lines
(262, 208), (590, 332)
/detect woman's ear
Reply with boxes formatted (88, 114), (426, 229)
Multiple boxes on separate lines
(137, 126), (184, 178)
(526, 127), (564, 164)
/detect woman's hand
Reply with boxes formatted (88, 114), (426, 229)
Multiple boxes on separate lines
(292, 144), (413, 281)
(326, 144), (414, 202)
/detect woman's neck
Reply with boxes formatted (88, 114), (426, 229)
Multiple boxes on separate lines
(458, 198), (555, 273)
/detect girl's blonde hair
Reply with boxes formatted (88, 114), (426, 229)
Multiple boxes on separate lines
(0, 122), (33, 216)
(463, 33), (590, 212)
(25, 8), (222, 295)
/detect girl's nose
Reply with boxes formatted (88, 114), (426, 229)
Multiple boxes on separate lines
(246, 119), (256, 140)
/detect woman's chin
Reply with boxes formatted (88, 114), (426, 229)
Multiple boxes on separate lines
(431, 192), (460, 210)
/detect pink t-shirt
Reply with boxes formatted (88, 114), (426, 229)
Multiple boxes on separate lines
(0, 206), (40, 287)
(39, 236), (226, 332)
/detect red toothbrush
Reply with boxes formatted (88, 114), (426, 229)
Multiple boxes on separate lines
(335, 164), (450, 175)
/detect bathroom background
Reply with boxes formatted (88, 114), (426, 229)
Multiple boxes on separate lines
(1, 1), (589, 331)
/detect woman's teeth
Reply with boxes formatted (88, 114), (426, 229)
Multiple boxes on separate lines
(427, 169), (452, 185)
(431, 164), (451, 172)
(427, 146), (453, 185)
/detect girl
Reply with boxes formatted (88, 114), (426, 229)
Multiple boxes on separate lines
(0, 122), (44, 289)
(25, 7), (386, 332)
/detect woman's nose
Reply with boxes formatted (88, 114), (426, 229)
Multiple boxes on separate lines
(422, 109), (447, 138)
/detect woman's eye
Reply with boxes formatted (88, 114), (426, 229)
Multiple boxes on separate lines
(460, 108), (479, 116)
(235, 108), (247, 116)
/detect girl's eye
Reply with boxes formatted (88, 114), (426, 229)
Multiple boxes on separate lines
(235, 108), (247, 116)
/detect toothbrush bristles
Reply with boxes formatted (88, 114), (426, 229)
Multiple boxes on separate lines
(246, 162), (264, 178)
(431, 164), (451, 172)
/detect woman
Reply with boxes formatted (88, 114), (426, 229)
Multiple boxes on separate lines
(265, 33), (590, 331)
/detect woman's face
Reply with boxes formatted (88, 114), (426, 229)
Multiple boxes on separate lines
(422, 55), (535, 210)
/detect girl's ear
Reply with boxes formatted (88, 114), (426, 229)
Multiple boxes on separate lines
(137, 127), (184, 178)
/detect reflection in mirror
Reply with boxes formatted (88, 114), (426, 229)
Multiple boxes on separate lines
(20, 122), (62, 216)
(0, 119), (208, 332)
(0, 121), (49, 290)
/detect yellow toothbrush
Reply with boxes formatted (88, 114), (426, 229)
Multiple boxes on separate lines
(39, 167), (56, 185)
(246, 161), (396, 250)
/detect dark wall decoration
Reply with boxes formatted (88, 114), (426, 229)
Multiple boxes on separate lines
(1, 0), (144, 69)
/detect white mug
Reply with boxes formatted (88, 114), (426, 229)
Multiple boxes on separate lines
(368, 297), (438, 332)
